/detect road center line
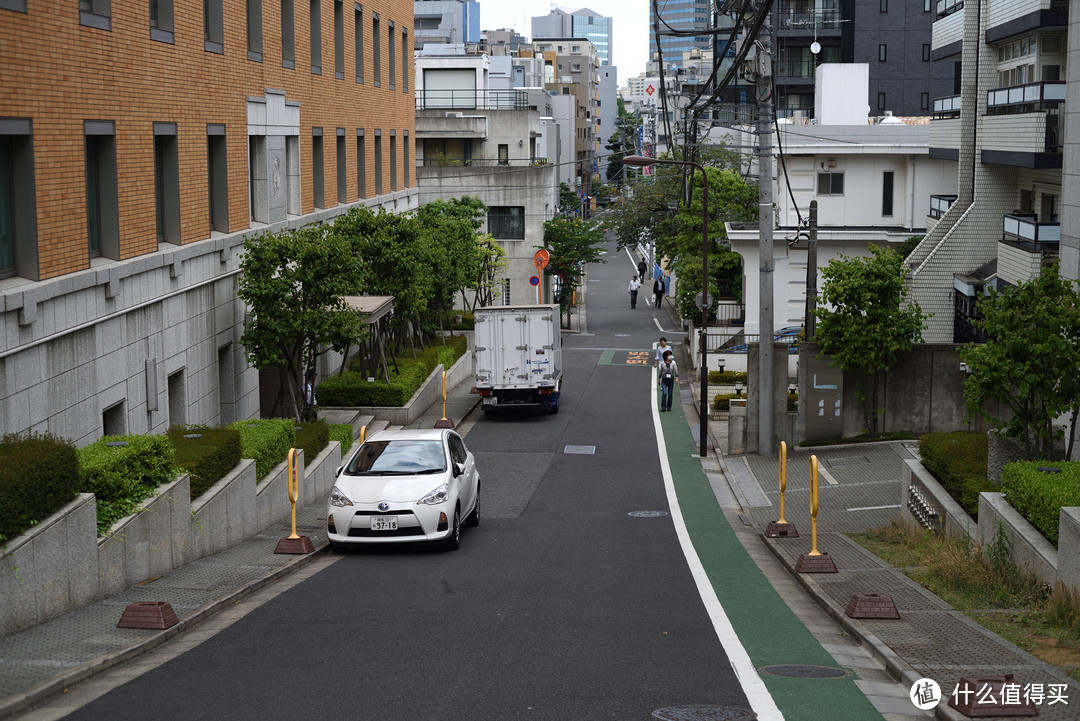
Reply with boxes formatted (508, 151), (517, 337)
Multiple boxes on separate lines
(652, 369), (783, 721)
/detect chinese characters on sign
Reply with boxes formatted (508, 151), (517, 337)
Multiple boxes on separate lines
(910, 678), (1070, 710)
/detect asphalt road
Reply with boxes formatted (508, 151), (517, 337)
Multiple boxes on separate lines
(60, 240), (751, 720)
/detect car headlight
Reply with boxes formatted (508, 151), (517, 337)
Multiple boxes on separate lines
(329, 486), (354, 507)
(417, 483), (449, 506)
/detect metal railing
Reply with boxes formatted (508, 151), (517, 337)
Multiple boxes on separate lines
(776, 60), (815, 78)
(1002, 213), (1060, 252)
(933, 94), (961, 118)
(936, 0), (963, 19)
(986, 81), (1066, 111)
(415, 89), (531, 111)
(929, 194), (957, 219)
(776, 9), (843, 30)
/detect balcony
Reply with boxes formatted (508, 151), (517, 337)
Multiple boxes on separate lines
(981, 110), (1062, 166)
(415, 89), (530, 111)
(1002, 213), (1059, 252)
(932, 95), (961, 119)
(936, 0), (963, 19)
(929, 195), (957, 219)
(776, 60), (815, 79)
(776, 9), (843, 32)
(986, 81), (1066, 113)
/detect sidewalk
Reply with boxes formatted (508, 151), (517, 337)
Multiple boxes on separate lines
(0, 384), (480, 721)
(680, 356), (1080, 719)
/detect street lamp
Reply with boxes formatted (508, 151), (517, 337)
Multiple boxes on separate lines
(623, 154), (710, 458)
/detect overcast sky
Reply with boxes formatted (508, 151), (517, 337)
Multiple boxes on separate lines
(481, 2), (650, 81)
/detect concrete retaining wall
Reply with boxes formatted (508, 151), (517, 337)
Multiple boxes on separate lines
(0, 442), (340, 637)
(901, 456), (1080, 593)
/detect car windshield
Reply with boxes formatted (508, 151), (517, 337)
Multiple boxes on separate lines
(345, 440), (447, 476)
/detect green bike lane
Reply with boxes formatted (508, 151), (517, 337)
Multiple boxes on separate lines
(655, 393), (885, 721)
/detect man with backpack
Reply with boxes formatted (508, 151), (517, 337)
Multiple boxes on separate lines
(657, 350), (678, 412)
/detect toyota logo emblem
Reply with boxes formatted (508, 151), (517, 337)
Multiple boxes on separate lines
(377, 502), (390, 512)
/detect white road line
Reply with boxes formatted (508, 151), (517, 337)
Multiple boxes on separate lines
(652, 369), (783, 721)
(846, 504), (901, 512)
(817, 464), (839, 485)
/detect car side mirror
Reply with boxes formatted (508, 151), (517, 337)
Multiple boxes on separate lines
(335, 466), (343, 478)
(453, 461), (465, 477)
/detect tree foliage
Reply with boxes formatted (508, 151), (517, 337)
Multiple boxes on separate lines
(960, 264), (1080, 460)
(814, 245), (928, 435)
(542, 217), (607, 325)
(238, 225), (366, 420)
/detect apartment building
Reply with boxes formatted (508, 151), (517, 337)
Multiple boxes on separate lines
(908, 0), (1072, 342)
(0, 0), (417, 445)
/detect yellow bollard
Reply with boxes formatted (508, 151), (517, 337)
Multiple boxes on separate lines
(274, 447), (314, 554)
(286, 448), (300, 540)
(808, 454), (820, 556)
(435, 370), (455, 428)
(765, 441), (800, 538)
(359, 425), (367, 443)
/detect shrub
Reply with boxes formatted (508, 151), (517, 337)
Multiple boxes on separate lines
(0, 433), (80, 543)
(329, 424), (354, 455)
(712, 393), (740, 411)
(319, 363), (431, 407)
(79, 434), (178, 535)
(168, 426), (242, 499)
(1001, 461), (1080, 546)
(708, 370), (748, 384)
(448, 310), (474, 330)
(787, 392), (798, 412)
(296, 421), (331, 464)
(231, 419), (296, 482)
(918, 432), (993, 519)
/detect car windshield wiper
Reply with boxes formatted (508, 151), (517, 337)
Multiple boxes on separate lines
(354, 469), (414, 476)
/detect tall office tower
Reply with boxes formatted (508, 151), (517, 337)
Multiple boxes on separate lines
(414, 0), (480, 48)
(649, 0), (713, 67)
(532, 7), (613, 65)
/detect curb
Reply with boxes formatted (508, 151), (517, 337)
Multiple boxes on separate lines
(0, 542), (329, 721)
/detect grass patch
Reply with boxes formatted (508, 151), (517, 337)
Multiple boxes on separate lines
(850, 520), (1080, 679)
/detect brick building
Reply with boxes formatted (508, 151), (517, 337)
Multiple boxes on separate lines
(0, 0), (417, 444)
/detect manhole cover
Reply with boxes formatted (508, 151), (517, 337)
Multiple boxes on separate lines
(563, 445), (596, 454)
(758, 664), (850, 679)
(628, 510), (669, 518)
(652, 706), (756, 720)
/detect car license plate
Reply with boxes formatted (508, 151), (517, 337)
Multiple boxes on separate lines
(482, 397), (498, 405)
(370, 516), (398, 531)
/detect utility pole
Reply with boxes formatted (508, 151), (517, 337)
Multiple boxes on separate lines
(756, 6), (774, 455)
(805, 200), (818, 342)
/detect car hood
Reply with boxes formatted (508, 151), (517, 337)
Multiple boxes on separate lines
(336, 473), (448, 504)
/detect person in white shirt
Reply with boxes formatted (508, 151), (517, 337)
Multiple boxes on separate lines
(627, 275), (641, 309)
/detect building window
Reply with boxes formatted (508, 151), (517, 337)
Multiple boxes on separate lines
(882, 171), (894, 217)
(85, 121), (119, 260)
(310, 0), (322, 74)
(877, 92), (886, 110)
(389, 132), (397, 191)
(921, 92), (929, 110)
(878, 44), (886, 62)
(373, 131), (382, 194)
(153, 123), (180, 244)
(204, 0), (223, 53)
(102, 401), (126, 437)
(402, 131), (409, 186)
(207, 125), (228, 233)
(312, 129), (324, 209)
(498, 144), (508, 166)
(356, 131), (366, 197)
(337, 130), (347, 203)
(388, 21), (396, 90)
(150, 0), (174, 43)
(924, 0), (932, 10)
(816, 172), (844, 196)
(2, 0), (27, 12)
(922, 43), (930, 61)
(80, 0), (110, 30)
(880, 0), (887, 11)
(354, 3), (364, 82)
(401, 27), (408, 91)
(167, 371), (185, 427)
(281, 0), (295, 68)
(372, 13), (380, 86)
(0, 119), (37, 281)
(247, 0), (263, 61)
(334, 0), (344, 79)
(487, 207), (525, 239)
(248, 135), (265, 223)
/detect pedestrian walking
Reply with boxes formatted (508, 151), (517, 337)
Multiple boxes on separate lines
(302, 367), (318, 421)
(627, 275), (641, 309)
(658, 350), (678, 411)
(637, 257), (648, 285)
(654, 337), (671, 368)
(653, 274), (666, 311)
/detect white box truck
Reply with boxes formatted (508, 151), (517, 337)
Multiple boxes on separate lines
(474, 304), (563, 415)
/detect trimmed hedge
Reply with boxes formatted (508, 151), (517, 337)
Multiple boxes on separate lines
(231, 418), (296, 482)
(1002, 461), (1080, 546)
(168, 426), (242, 499)
(79, 434), (178, 535)
(708, 370), (748, 384)
(329, 424), (354, 456)
(712, 393), (740, 411)
(329, 338), (470, 407)
(296, 421), (331, 465)
(918, 432), (993, 519)
(0, 433), (80, 543)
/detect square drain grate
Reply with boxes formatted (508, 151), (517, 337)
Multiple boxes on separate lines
(564, 445), (596, 455)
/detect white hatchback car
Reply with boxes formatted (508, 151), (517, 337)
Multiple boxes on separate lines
(327, 428), (480, 551)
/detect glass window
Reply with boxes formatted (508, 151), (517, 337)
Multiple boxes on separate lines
(372, 13), (381, 86)
(310, 0), (322, 74)
(388, 20), (395, 89)
(816, 172), (844, 196)
(487, 206), (525, 239)
(204, 0), (223, 53)
(247, 0), (262, 60)
(281, 0), (295, 68)
(0, 137), (14, 276)
(312, 129), (324, 209)
(354, 3), (363, 82)
(150, 0), (174, 42)
(80, 0), (110, 30)
(879, 44), (887, 62)
(334, 0), (344, 79)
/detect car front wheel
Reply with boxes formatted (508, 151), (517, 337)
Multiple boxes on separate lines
(443, 507), (461, 550)
(465, 485), (480, 527)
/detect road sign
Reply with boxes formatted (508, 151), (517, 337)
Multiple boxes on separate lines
(529, 275), (540, 286)
(533, 249), (550, 270)
(645, 84), (655, 97)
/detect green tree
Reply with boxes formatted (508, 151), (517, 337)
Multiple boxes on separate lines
(414, 196), (487, 326)
(542, 217), (606, 326)
(558, 182), (581, 216)
(238, 225), (366, 420)
(814, 245), (929, 436)
(467, 234), (507, 310)
(961, 264), (1080, 460)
